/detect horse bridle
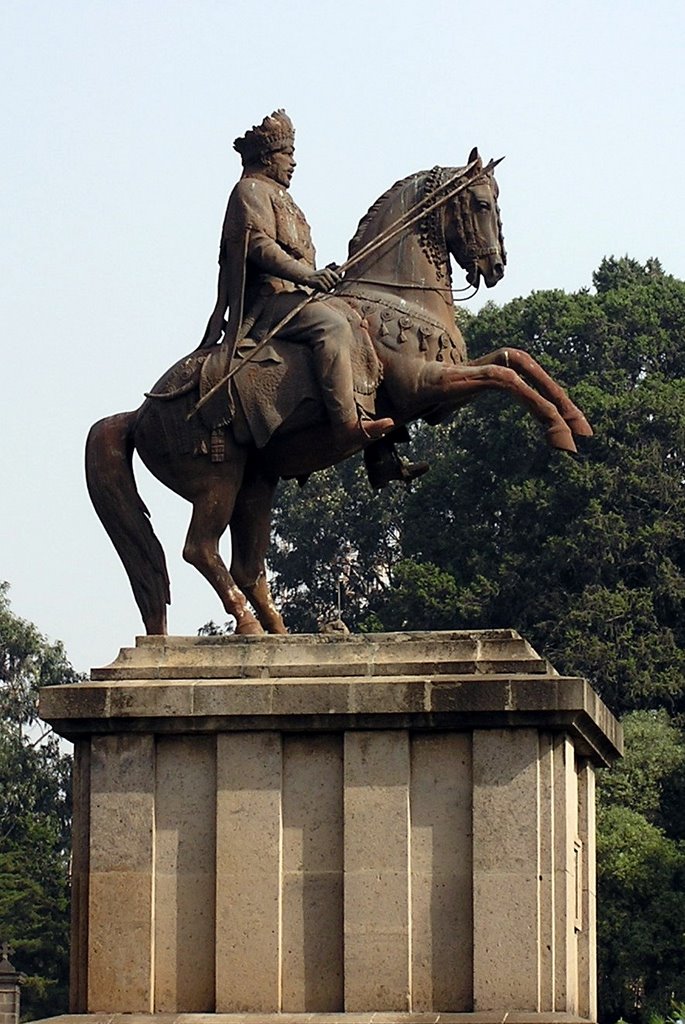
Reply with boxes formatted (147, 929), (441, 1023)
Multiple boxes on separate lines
(347, 166), (505, 302)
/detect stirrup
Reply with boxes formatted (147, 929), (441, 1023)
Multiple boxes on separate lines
(368, 456), (429, 491)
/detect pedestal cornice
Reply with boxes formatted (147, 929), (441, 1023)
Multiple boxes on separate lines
(39, 631), (622, 766)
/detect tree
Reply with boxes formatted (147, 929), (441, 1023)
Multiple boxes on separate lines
(0, 583), (78, 1020)
(270, 455), (406, 632)
(597, 711), (685, 1020)
(596, 805), (685, 1022)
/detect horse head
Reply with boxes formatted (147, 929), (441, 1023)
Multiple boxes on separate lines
(347, 151), (506, 299)
(441, 148), (506, 289)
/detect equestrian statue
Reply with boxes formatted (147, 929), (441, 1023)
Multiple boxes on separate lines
(86, 110), (592, 636)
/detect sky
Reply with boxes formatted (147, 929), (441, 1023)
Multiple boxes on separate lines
(2, 0), (684, 674)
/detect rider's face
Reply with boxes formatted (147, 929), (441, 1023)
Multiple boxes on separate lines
(267, 146), (296, 188)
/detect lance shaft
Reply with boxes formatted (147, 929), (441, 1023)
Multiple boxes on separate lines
(188, 156), (500, 420)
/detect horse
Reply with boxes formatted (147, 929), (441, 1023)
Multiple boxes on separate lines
(86, 149), (592, 636)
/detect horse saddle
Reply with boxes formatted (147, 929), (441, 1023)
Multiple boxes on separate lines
(198, 297), (383, 449)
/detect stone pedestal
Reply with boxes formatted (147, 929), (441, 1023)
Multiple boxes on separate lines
(0, 951), (21, 1024)
(38, 630), (622, 1024)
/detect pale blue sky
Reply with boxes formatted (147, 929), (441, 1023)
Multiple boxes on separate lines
(2, 0), (684, 671)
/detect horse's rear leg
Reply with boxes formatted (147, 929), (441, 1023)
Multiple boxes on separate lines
(470, 349), (593, 437)
(182, 479), (263, 636)
(230, 467), (287, 635)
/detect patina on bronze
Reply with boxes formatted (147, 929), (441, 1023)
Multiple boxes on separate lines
(86, 113), (592, 637)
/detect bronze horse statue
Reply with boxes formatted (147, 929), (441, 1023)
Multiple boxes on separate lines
(86, 150), (591, 636)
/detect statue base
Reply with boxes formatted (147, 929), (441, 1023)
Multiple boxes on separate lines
(38, 631), (622, 1023)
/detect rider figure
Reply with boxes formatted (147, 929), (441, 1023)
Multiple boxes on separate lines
(201, 110), (428, 483)
(201, 109), (392, 450)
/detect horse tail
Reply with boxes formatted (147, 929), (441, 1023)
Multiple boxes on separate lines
(85, 411), (170, 634)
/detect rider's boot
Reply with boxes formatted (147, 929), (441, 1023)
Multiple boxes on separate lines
(333, 415), (395, 449)
(365, 441), (430, 490)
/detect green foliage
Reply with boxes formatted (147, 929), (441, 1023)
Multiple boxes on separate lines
(597, 711), (685, 1019)
(367, 558), (460, 631)
(0, 581), (80, 727)
(197, 619), (234, 635)
(596, 805), (685, 1023)
(648, 1001), (685, 1024)
(0, 583), (77, 1019)
(598, 710), (685, 828)
(271, 455), (405, 631)
(593, 256), (666, 296)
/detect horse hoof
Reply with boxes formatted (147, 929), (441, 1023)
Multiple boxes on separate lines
(235, 617), (265, 636)
(564, 411), (594, 437)
(545, 423), (577, 454)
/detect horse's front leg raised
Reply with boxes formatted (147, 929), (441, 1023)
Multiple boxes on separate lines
(427, 362), (578, 452)
(470, 349), (593, 439)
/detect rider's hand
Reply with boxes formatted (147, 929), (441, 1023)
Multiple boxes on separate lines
(306, 264), (342, 293)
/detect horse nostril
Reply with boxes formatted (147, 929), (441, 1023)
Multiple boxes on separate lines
(494, 261), (504, 278)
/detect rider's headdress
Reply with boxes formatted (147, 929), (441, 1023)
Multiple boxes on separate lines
(234, 110), (295, 164)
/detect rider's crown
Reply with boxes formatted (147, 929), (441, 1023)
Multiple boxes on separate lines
(234, 110), (295, 164)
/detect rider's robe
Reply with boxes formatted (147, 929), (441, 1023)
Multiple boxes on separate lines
(218, 172), (317, 342)
(215, 171), (358, 427)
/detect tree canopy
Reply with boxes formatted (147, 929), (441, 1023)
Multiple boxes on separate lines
(0, 583), (78, 1019)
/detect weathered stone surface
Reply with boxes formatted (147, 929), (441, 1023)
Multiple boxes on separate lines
(69, 741), (90, 1013)
(0, 956), (21, 1024)
(87, 734), (154, 1012)
(40, 632), (622, 766)
(576, 764), (598, 1020)
(344, 732), (411, 1011)
(88, 630), (552, 682)
(472, 729), (541, 1012)
(281, 735), (344, 1012)
(154, 736), (216, 1012)
(410, 733), (473, 1011)
(30, 1013), (603, 1024)
(215, 732), (281, 1013)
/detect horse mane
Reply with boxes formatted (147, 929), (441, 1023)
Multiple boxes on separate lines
(348, 170), (428, 257)
(347, 161), (506, 273)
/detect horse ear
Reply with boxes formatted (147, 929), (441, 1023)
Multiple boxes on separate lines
(468, 146), (481, 167)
